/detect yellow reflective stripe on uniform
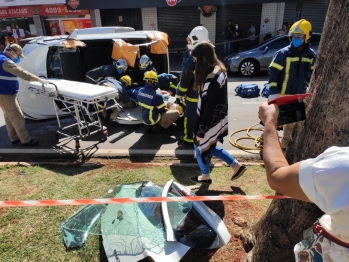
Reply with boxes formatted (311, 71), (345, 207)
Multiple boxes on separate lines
(138, 102), (152, 110)
(186, 97), (198, 103)
(183, 116), (193, 143)
(156, 103), (166, 109)
(311, 66), (314, 70)
(169, 83), (177, 89)
(138, 102), (161, 125)
(302, 57), (313, 63)
(281, 57), (300, 94)
(269, 82), (277, 87)
(270, 62), (284, 71)
(154, 114), (161, 124)
(178, 86), (187, 92)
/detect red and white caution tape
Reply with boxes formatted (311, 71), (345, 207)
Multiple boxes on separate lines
(0, 195), (289, 208)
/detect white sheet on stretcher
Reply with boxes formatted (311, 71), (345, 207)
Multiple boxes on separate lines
(29, 79), (118, 102)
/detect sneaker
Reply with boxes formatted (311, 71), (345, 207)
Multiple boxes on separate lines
(231, 165), (246, 181)
(22, 139), (39, 146)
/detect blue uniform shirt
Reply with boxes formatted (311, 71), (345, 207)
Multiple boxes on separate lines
(137, 83), (167, 125)
(268, 44), (316, 95)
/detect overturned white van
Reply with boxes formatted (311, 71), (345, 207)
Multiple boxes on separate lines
(18, 27), (170, 119)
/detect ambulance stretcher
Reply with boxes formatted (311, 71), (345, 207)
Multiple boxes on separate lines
(28, 79), (121, 152)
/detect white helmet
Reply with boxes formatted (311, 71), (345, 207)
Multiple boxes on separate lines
(187, 26), (212, 50)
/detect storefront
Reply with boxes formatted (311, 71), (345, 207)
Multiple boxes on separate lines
(0, 6), (36, 44)
(38, 4), (91, 36)
(284, 0), (329, 33)
(216, 4), (262, 51)
(100, 8), (142, 30)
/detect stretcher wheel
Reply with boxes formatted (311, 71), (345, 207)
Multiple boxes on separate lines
(75, 139), (80, 153)
(100, 128), (108, 142)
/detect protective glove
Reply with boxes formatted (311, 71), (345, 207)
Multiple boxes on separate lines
(38, 78), (49, 85)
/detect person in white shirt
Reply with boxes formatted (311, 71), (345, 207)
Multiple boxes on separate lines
(258, 101), (349, 261)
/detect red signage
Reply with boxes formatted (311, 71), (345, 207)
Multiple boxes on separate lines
(166, 0), (177, 6)
(38, 5), (89, 16)
(0, 6), (32, 18)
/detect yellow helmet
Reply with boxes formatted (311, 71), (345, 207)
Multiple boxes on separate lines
(120, 75), (132, 87)
(288, 19), (312, 43)
(143, 70), (158, 85)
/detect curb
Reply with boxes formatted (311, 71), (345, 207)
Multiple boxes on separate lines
(0, 161), (263, 167)
(0, 148), (261, 160)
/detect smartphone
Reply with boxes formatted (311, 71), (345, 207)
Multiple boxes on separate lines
(277, 101), (306, 126)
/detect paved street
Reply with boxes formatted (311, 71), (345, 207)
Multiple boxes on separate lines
(0, 59), (269, 160)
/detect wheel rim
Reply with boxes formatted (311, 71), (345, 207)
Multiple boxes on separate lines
(241, 61), (255, 76)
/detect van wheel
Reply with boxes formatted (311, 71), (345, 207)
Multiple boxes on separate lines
(239, 59), (259, 77)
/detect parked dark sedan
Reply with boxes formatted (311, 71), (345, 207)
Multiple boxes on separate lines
(224, 33), (321, 76)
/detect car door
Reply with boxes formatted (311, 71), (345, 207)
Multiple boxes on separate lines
(260, 36), (290, 69)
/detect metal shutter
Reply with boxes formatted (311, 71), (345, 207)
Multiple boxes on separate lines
(284, 2), (297, 25)
(215, 4), (262, 51)
(157, 6), (200, 50)
(301, 0), (329, 33)
(284, 1), (329, 33)
(100, 8), (143, 30)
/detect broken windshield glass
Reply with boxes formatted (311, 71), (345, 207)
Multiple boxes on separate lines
(60, 180), (230, 262)
(61, 181), (192, 253)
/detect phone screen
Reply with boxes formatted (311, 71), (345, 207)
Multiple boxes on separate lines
(277, 101), (306, 126)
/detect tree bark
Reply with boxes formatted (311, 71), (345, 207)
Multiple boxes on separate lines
(242, 1), (349, 261)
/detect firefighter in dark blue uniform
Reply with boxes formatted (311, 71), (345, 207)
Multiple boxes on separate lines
(158, 73), (178, 96)
(131, 55), (156, 87)
(176, 26), (211, 144)
(138, 70), (179, 133)
(268, 19), (316, 150)
(85, 58), (128, 84)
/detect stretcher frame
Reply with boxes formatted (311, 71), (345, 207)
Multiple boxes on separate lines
(29, 82), (121, 152)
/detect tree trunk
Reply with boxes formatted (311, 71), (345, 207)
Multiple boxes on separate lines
(242, 1), (349, 261)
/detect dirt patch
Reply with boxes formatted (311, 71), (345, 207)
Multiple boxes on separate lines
(103, 162), (161, 171)
(0, 207), (8, 216)
(19, 188), (32, 196)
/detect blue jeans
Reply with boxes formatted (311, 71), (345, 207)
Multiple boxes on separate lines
(194, 144), (238, 177)
(224, 39), (231, 56)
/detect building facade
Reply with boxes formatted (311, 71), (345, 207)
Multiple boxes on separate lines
(0, 0), (91, 43)
(1, 0), (329, 51)
(66, 0), (329, 52)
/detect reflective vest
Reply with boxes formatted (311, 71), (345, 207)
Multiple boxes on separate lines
(0, 53), (19, 95)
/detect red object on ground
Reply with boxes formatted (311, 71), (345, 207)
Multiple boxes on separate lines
(268, 93), (311, 106)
